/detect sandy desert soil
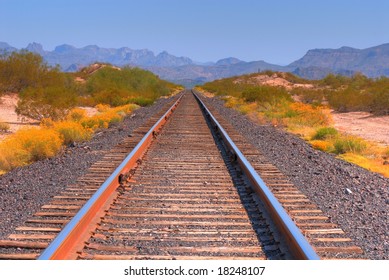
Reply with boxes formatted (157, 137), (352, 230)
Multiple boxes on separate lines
(332, 111), (389, 146)
(234, 73), (314, 90)
(0, 94), (38, 140)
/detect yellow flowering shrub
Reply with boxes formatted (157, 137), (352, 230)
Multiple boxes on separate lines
(54, 121), (92, 145)
(67, 108), (87, 122)
(0, 127), (62, 172)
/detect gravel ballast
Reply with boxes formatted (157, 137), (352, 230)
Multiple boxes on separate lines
(0, 96), (176, 239)
(0, 92), (387, 260)
(204, 95), (388, 260)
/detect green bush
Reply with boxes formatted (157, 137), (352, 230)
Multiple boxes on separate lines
(85, 66), (174, 106)
(241, 86), (292, 104)
(128, 97), (154, 106)
(333, 136), (367, 154)
(0, 51), (79, 120)
(324, 74), (389, 115)
(2, 53), (178, 122)
(0, 51), (47, 92)
(16, 85), (78, 120)
(291, 88), (326, 105)
(312, 127), (338, 140)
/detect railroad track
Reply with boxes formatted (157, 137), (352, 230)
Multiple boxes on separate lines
(0, 90), (365, 260)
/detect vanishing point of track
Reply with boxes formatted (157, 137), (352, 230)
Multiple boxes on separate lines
(0, 90), (364, 260)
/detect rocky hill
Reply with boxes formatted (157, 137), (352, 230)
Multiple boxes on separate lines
(0, 42), (17, 53)
(289, 44), (389, 78)
(145, 59), (285, 85)
(0, 42), (194, 71)
(2, 42), (389, 86)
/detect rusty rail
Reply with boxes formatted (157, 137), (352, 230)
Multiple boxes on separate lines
(38, 95), (182, 260)
(193, 90), (320, 260)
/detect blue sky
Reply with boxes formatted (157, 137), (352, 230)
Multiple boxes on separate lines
(0, 0), (388, 65)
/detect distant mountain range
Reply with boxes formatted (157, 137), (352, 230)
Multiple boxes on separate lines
(2, 42), (389, 86)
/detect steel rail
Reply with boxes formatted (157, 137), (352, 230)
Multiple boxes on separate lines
(193, 90), (320, 260)
(38, 94), (183, 260)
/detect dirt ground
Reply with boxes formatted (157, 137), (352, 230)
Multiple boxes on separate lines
(331, 111), (389, 146)
(234, 73), (315, 90)
(0, 94), (38, 141)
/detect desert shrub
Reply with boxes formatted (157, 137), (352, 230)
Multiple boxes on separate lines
(128, 97), (153, 106)
(0, 51), (48, 92)
(16, 85), (78, 121)
(81, 103), (138, 130)
(0, 128), (62, 172)
(237, 102), (257, 115)
(369, 89), (389, 115)
(85, 67), (173, 106)
(242, 86), (291, 104)
(327, 87), (365, 112)
(259, 99), (290, 121)
(310, 140), (331, 151)
(67, 108), (87, 122)
(291, 88), (326, 104)
(286, 103), (330, 127)
(0, 144), (30, 172)
(54, 121), (92, 145)
(222, 96), (240, 108)
(333, 136), (367, 154)
(95, 103), (111, 112)
(320, 73), (350, 89)
(111, 104), (139, 115)
(2, 128), (62, 163)
(0, 121), (10, 132)
(201, 76), (246, 98)
(323, 74), (389, 115)
(81, 116), (109, 130)
(383, 147), (389, 159)
(81, 110), (122, 129)
(76, 96), (96, 107)
(280, 72), (311, 84)
(40, 118), (55, 128)
(17, 128), (63, 161)
(91, 88), (132, 107)
(0, 52), (79, 121)
(312, 127), (338, 140)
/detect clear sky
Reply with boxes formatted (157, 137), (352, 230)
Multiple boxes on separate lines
(1, 0), (388, 65)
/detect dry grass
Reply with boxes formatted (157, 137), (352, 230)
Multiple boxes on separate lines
(385, 147), (389, 158)
(339, 153), (389, 178)
(0, 121), (10, 132)
(215, 92), (389, 178)
(0, 102), (139, 174)
(309, 131), (389, 177)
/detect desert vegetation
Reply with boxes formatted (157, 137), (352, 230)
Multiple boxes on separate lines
(200, 71), (389, 177)
(79, 66), (176, 107)
(0, 51), (180, 174)
(298, 73), (389, 115)
(0, 51), (78, 121)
